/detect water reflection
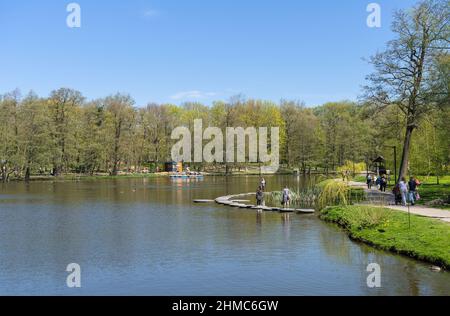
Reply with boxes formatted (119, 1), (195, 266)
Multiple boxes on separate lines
(0, 176), (449, 295)
(281, 213), (291, 240)
(256, 211), (262, 231)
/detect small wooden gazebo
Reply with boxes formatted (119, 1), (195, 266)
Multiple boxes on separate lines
(372, 156), (386, 176)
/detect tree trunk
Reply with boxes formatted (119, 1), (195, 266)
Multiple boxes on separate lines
(52, 165), (62, 177)
(111, 160), (119, 176)
(1, 166), (6, 183)
(25, 165), (31, 182)
(398, 125), (414, 182)
(111, 121), (122, 176)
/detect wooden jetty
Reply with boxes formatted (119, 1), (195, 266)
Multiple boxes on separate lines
(197, 192), (316, 214)
(296, 209), (315, 214)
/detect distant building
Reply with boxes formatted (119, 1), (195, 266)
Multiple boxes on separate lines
(372, 156), (386, 175)
(165, 162), (183, 173)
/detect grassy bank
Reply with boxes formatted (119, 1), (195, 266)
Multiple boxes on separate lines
(320, 205), (450, 269)
(316, 179), (366, 210)
(415, 176), (450, 210)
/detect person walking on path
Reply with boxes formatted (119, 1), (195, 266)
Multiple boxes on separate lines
(256, 187), (264, 206)
(367, 174), (373, 189)
(392, 183), (402, 205)
(375, 175), (382, 190)
(399, 177), (408, 206)
(380, 175), (387, 192)
(408, 177), (418, 206)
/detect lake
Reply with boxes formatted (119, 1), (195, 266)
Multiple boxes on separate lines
(0, 175), (449, 295)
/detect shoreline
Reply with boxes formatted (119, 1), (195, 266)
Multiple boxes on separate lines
(1, 171), (331, 183)
(320, 205), (450, 270)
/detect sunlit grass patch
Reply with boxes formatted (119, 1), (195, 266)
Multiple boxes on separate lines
(321, 205), (450, 269)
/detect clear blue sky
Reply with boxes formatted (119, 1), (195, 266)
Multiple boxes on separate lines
(0, 0), (418, 107)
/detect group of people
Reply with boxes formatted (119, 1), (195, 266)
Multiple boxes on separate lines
(366, 174), (389, 192)
(367, 173), (421, 206)
(255, 178), (291, 208)
(394, 177), (421, 206)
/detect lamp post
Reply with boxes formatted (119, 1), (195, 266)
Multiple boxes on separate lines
(383, 146), (397, 184)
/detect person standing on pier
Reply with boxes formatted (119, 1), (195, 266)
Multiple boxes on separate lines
(282, 186), (290, 208)
(260, 178), (266, 191)
(256, 187), (264, 206)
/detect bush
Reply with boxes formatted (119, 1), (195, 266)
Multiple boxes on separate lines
(266, 188), (320, 208)
(321, 205), (391, 229)
(317, 180), (350, 210)
(345, 207), (392, 229)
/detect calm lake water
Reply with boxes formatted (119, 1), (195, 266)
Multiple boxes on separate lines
(0, 176), (449, 296)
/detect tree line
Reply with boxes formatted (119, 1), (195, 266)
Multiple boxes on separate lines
(0, 0), (448, 182)
(1, 89), (448, 182)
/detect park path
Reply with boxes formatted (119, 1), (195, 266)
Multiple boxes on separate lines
(347, 181), (450, 223)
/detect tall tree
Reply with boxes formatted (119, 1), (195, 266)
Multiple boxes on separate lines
(48, 88), (84, 176)
(18, 93), (52, 181)
(103, 94), (135, 176)
(364, 0), (449, 182)
(0, 90), (21, 181)
(315, 102), (355, 172)
(77, 101), (110, 174)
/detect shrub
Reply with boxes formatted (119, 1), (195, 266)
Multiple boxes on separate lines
(317, 180), (350, 210)
(266, 188), (320, 208)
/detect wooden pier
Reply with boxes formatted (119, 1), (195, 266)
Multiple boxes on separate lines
(195, 193), (315, 214)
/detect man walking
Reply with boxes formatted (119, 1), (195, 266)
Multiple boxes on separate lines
(367, 174), (373, 189)
(408, 177), (418, 206)
(399, 177), (408, 206)
(380, 175), (387, 192)
(256, 187), (264, 206)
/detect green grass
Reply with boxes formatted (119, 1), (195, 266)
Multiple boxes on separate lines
(353, 175), (367, 183)
(352, 174), (450, 210)
(414, 176), (450, 210)
(416, 184), (450, 210)
(320, 205), (450, 269)
(420, 175), (450, 185)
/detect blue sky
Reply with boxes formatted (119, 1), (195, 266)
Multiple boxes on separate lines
(0, 0), (418, 107)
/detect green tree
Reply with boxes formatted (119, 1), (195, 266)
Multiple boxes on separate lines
(364, 0), (449, 182)
(103, 94), (136, 176)
(48, 88), (84, 176)
(18, 93), (52, 181)
(0, 90), (21, 181)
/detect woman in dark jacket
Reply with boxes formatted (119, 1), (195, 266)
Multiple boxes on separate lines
(256, 187), (264, 206)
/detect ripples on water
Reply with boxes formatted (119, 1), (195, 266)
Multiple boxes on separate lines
(0, 176), (449, 295)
